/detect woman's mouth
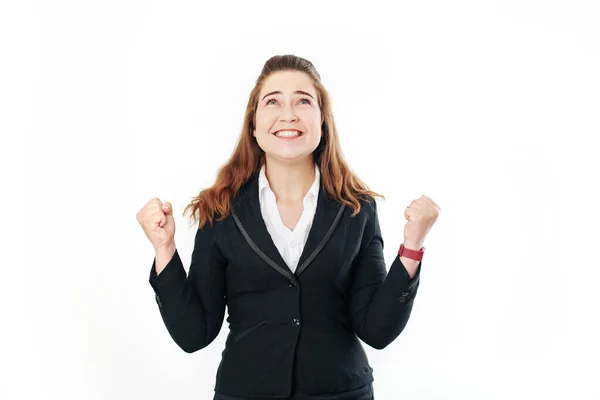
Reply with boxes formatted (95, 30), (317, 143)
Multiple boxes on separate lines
(272, 130), (304, 140)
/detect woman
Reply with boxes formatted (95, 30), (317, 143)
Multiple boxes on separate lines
(136, 54), (440, 400)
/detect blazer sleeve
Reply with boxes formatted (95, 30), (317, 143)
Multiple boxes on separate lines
(148, 223), (227, 353)
(349, 198), (422, 350)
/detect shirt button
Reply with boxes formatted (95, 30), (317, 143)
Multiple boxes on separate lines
(292, 318), (300, 327)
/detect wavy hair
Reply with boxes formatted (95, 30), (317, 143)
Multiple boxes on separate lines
(183, 54), (384, 229)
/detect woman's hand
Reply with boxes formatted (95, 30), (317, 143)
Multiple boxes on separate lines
(403, 195), (440, 249)
(136, 198), (176, 251)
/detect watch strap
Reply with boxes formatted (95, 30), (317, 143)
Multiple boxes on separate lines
(398, 243), (425, 261)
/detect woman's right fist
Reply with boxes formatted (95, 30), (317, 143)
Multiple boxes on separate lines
(136, 198), (176, 250)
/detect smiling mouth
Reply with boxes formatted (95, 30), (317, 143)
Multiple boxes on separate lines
(272, 130), (304, 138)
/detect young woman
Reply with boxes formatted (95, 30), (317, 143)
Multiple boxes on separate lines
(137, 54), (440, 400)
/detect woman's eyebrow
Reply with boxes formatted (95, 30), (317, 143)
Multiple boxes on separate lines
(261, 90), (315, 101)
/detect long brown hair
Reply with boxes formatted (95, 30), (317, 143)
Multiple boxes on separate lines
(183, 54), (384, 229)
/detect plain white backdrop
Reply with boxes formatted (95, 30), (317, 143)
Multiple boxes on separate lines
(3, 0), (599, 399)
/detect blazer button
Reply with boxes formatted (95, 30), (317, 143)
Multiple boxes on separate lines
(155, 293), (163, 307)
(292, 318), (300, 327)
(401, 291), (409, 297)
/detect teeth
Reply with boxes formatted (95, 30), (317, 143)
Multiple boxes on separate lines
(275, 130), (302, 137)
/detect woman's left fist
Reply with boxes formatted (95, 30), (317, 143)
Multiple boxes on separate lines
(403, 195), (440, 248)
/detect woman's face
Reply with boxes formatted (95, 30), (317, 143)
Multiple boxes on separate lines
(253, 71), (322, 163)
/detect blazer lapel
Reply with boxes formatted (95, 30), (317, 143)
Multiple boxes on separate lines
(295, 187), (346, 277)
(230, 172), (346, 285)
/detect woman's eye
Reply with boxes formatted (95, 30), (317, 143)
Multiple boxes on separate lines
(266, 98), (311, 106)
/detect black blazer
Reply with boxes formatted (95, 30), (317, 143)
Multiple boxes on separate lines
(148, 172), (422, 398)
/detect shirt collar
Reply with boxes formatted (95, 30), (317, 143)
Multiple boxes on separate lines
(259, 164), (320, 201)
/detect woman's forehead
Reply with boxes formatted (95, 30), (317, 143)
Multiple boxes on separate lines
(260, 71), (316, 96)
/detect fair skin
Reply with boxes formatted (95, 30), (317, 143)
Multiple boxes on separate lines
(253, 70), (322, 231)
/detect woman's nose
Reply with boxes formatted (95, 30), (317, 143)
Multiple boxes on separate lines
(280, 104), (298, 122)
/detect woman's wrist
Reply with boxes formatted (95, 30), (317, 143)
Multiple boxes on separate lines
(403, 241), (424, 250)
(155, 244), (176, 275)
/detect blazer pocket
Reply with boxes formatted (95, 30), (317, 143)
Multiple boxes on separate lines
(232, 320), (268, 343)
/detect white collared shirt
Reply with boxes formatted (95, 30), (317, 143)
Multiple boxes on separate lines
(258, 164), (320, 273)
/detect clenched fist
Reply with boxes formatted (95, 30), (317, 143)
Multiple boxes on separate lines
(136, 198), (176, 251)
(403, 195), (440, 249)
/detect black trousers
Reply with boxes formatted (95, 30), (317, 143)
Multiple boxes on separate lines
(213, 383), (374, 400)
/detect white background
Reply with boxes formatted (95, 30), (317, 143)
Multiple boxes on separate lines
(3, 0), (599, 399)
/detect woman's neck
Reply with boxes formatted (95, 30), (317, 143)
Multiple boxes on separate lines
(263, 157), (316, 204)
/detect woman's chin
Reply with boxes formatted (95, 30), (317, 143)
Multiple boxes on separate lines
(266, 151), (314, 163)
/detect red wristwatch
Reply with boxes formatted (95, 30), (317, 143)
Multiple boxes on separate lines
(398, 243), (425, 261)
